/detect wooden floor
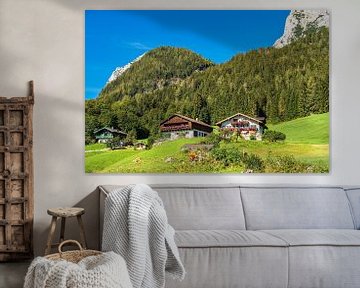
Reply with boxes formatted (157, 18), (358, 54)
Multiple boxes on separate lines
(0, 261), (30, 288)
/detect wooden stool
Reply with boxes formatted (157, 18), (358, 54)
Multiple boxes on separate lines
(45, 207), (87, 255)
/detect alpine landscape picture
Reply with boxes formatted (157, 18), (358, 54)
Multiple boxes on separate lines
(85, 10), (330, 173)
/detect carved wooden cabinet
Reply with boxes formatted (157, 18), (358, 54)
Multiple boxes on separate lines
(0, 81), (34, 261)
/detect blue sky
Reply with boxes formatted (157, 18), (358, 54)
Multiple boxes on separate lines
(85, 10), (290, 99)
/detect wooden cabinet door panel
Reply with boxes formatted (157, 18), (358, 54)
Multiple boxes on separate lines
(0, 82), (34, 261)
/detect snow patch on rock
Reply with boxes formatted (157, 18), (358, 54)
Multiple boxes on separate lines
(107, 53), (145, 83)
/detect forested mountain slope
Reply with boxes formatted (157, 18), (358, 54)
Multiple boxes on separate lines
(86, 28), (329, 141)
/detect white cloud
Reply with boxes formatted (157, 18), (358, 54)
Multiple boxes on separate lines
(128, 42), (152, 50)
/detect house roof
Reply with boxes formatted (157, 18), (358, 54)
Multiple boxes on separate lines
(160, 114), (212, 128)
(216, 112), (264, 126)
(93, 127), (127, 135)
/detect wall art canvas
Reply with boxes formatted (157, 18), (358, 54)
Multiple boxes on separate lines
(85, 10), (329, 173)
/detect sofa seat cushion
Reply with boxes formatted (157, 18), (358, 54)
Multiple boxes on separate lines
(260, 230), (360, 288)
(175, 230), (288, 248)
(262, 229), (360, 246)
(165, 246), (289, 288)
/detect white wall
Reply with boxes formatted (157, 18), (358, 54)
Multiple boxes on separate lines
(0, 0), (359, 256)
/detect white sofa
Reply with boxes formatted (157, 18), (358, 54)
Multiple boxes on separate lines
(99, 185), (360, 288)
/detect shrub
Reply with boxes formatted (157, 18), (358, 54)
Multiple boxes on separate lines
(201, 133), (221, 147)
(266, 155), (304, 173)
(263, 130), (286, 142)
(265, 155), (327, 173)
(147, 136), (156, 149)
(211, 147), (264, 172)
(230, 131), (241, 142)
(211, 147), (243, 166)
(106, 137), (125, 150)
(220, 128), (233, 140)
(85, 136), (95, 145)
(242, 153), (264, 172)
(124, 129), (137, 146)
(174, 158), (223, 173)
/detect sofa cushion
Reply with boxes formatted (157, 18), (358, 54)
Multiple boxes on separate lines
(241, 187), (355, 230)
(100, 185), (246, 230)
(262, 229), (360, 246)
(345, 188), (360, 229)
(260, 230), (360, 287)
(154, 186), (246, 230)
(175, 230), (287, 248)
(287, 246), (360, 288)
(165, 246), (289, 288)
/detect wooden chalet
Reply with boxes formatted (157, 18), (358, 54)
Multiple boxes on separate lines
(216, 112), (266, 140)
(94, 127), (127, 143)
(160, 114), (213, 139)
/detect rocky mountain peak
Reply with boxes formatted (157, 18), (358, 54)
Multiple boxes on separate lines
(274, 10), (329, 48)
(107, 53), (145, 83)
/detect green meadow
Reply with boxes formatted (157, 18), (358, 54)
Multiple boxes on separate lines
(85, 143), (107, 151)
(85, 113), (329, 173)
(267, 113), (329, 144)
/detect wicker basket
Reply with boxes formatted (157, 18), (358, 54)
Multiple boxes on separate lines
(45, 240), (102, 263)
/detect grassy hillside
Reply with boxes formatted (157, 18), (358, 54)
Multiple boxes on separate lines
(85, 143), (107, 151)
(268, 112), (329, 144)
(85, 113), (330, 173)
(85, 139), (328, 173)
(85, 138), (203, 173)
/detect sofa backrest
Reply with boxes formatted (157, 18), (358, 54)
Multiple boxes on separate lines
(100, 185), (358, 232)
(100, 184), (246, 230)
(153, 185), (246, 230)
(345, 188), (360, 229)
(240, 186), (355, 230)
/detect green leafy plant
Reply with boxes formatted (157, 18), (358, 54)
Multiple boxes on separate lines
(201, 133), (222, 147)
(124, 129), (137, 146)
(147, 136), (156, 149)
(262, 130), (286, 142)
(242, 153), (264, 172)
(106, 137), (125, 150)
(211, 147), (243, 166)
(265, 155), (327, 173)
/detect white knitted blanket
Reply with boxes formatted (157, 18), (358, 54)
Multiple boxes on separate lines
(24, 251), (133, 288)
(102, 184), (185, 288)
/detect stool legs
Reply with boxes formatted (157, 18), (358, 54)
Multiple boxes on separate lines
(77, 215), (87, 249)
(45, 216), (57, 255)
(45, 209), (88, 255)
(60, 217), (66, 243)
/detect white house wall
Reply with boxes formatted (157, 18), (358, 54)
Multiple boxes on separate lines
(221, 117), (261, 130)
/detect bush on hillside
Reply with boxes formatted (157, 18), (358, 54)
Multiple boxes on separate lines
(201, 133), (222, 147)
(262, 130), (286, 142)
(265, 155), (328, 173)
(147, 136), (156, 149)
(211, 147), (243, 166)
(106, 137), (125, 150)
(85, 136), (96, 145)
(242, 153), (264, 172)
(210, 147), (264, 172)
(124, 129), (137, 146)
